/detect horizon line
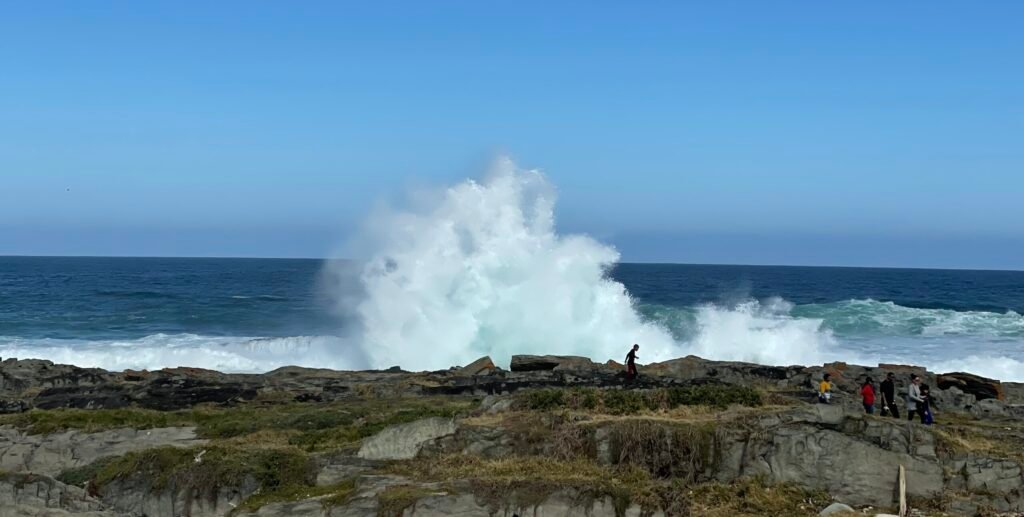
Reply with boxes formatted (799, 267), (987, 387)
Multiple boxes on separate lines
(1, 254), (1022, 274)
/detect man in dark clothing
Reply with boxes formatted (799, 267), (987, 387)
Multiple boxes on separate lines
(879, 372), (900, 418)
(625, 344), (639, 381)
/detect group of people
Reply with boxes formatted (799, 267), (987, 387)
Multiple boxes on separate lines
(819, 371), (934, 425)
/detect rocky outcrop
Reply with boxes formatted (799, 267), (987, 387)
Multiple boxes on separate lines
(715, 405), (945, 508)
(0, 425), (204, 476)
(4, 354), (1024, 516)
(235, 474), (657, 517)
(399, 487), (658, 517)
(0, 472), (127, 516)
(357, 418), (457, 460)
(1, 354), (1010, 418)
(98, 475), (259, 517)
(939, 372), (1004, 401)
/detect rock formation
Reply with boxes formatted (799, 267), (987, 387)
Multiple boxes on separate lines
(1, 354), (1023, 516)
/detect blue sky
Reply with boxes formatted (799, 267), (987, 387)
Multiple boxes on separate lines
(2, 2), (1022, 269)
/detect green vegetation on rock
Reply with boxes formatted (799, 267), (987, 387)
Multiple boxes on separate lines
(0, 407), (193, 435)
(1, 397), (475, 451)
(231, 479), (357, 515)
(520, 384), (763, 414)
(90, 444), (315, 495)
(377, 484), (439, 516)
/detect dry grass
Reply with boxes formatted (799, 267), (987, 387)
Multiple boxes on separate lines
(932, 413), (1024, 464)
(688, 476), (833, 516)
(386, 455), (665, 513)
(608, 419), (716, 482)
(386, 455), (841, 516)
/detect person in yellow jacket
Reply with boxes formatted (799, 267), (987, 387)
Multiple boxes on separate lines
(818, 373), (832, 403)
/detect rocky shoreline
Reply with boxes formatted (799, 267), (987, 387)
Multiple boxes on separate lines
(2, 354), (1023, 516)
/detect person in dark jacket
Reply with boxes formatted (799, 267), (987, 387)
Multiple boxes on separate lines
(625, 344), (639, 381)
(879, 372), (900, 418)
(921, 384), (934, 425)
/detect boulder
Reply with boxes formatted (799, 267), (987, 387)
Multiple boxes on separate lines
(819, 502), (855, 515)
(970, 398), (1008, 419)
(509, 355), (597, 372)
(938, 372), (1003, 401)
(510, 355), (562, 371)
(357, 417), (457, 460)
(457, 356), (495, 376)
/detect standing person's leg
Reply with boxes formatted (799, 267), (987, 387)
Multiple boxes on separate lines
(864, 403), (874, 414)
(889, 404), (900, 419)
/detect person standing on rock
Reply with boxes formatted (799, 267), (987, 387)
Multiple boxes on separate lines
(907, 374), (927, 423)
(880, 372), (900, 418)
(920, 384), (934, 425)
(625, 344), (639, 381)
(861, 376), (876, 414)
(818, 373), (832, 403)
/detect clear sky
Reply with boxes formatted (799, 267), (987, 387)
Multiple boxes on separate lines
(2, 2), (1022, 269)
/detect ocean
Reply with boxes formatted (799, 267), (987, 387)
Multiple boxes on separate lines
(1, 256), (1022, 381)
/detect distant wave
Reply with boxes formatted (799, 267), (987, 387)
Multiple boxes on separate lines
(94, 290), (178, 299)
(639, 298), (1024, 381)
(0, 334), (364, 373)
(793, 299), (1024, 337)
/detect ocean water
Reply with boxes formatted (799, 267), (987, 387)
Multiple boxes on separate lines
(1, 256), (1022, 380)
(2, 160), (1022, 380)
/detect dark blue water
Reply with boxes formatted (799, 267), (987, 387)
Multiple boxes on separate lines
(1, 257), (1022, 378)
(0, 256), (337, 340)
(612, 263), (1024, 314)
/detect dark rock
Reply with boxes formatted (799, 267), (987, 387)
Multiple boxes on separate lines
(293, 392), (323, 403)
(137, 376), (260, 410)
(33, 384), (133, 410)
(510, 355), (564, 371)
(0, 399), (28, 413)
(939, 372), (1003, 401)
(510, 355), (598, 372)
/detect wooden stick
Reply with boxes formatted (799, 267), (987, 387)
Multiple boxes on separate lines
(899, 464), (907, 517)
